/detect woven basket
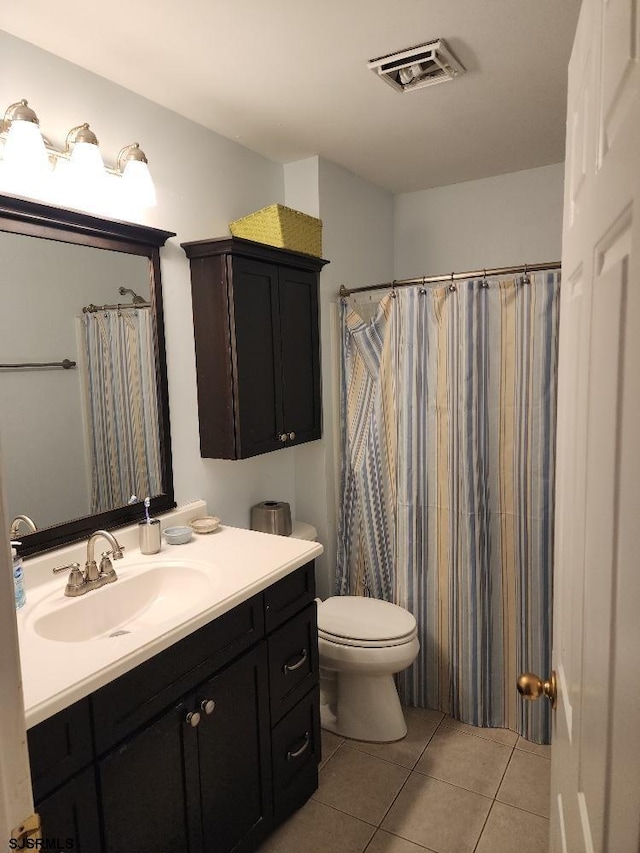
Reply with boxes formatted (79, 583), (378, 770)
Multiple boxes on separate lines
(229, 204), (322, 257)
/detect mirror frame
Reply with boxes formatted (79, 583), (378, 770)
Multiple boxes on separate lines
(0, 192), (176, 556)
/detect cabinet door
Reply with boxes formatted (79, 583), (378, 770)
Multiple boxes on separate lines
(196, 643), (272, 853)
(231, 256), (283, 457)
(98, 698), (201, 853)
(278, 266), (321, 445)
(36, 766), (102, 853)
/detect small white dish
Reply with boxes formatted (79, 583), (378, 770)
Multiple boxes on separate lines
(190, 516), (221, 534)
(163, 526), (193, 545)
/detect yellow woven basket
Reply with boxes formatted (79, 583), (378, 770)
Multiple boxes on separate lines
(229, 204), (322, 257)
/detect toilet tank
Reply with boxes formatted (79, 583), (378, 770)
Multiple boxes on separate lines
(289, 521), (317, 541)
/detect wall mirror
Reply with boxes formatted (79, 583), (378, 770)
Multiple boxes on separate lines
(0, 193), (175, 556)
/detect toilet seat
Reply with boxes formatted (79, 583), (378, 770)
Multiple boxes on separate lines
(318, 596), (417, 648)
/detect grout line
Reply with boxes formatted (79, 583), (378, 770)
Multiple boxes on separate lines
(471, 798), (496, 853)
(308, 795), (380, 829)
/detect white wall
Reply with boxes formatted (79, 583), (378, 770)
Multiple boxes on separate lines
(285, 157), (395, 597)
(0, 31), (302, 531)
(394, 163), (564, 279)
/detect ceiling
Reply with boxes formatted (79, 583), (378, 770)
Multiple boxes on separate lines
(0, 1), (581, 194)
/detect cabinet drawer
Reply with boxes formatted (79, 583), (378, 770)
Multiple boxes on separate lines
(28, 697), (93, 802)
(268, 603), (318, 724)
(92, 593), (264, 753)
(271, 686), (320, 822)
(264, 561), (315, 632)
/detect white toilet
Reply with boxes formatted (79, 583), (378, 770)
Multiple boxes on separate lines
(289, 522), (419, 743)
(316, 596), (419, 742)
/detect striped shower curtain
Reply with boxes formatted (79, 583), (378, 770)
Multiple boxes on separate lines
(337, 271), (560, 743)
(80, 308), (162, 514)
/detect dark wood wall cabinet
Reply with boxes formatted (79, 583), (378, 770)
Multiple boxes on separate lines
(181, 237), (329, 459)
(27, 562), (320, 853)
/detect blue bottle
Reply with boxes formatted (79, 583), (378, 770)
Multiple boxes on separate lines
(11, 540), (26, 610)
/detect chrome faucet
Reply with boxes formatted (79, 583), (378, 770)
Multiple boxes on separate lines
(10, 514), (37, 538)
(53, 529), (125, 596)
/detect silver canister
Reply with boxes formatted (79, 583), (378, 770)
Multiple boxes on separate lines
(250, 501), (292, 536)
(139, 519), (161, 554)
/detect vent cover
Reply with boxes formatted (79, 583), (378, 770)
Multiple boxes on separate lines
(368, 39), (465, 93)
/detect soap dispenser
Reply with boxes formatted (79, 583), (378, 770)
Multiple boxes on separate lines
(11, 540), (26, 610)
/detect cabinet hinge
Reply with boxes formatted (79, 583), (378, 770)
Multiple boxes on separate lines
(11, 812), (42, 844)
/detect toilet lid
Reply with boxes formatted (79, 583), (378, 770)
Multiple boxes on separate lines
(318, 596), (416, 644)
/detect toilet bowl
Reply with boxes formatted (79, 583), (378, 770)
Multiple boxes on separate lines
(317, 596), (419, 743)
(287, 522), (419, 742)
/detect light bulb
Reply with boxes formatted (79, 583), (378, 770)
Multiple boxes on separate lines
(121, 159), (157, 208)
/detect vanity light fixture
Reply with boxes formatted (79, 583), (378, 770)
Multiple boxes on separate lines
(0, 99), (157, 210)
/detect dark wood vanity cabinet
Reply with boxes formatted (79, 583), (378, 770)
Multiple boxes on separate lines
(27, 562), (320, 853)
(181, 237), (329, 459)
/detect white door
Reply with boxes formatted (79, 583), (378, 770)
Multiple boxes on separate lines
(551, 0), (640, 849)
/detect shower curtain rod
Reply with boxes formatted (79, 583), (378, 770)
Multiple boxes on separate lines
(82, 300), (151, 313)
(338, 260), (561, 297)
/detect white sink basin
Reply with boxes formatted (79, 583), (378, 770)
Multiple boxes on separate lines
(31, 560), (217, 643)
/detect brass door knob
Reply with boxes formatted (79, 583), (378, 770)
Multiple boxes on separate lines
(517, 671), (557, 709)
(279, 433), (288, 442)
(201, 699), (216, 715)
(185, 711), (201, 727)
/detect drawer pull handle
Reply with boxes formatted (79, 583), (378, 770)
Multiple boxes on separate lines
(279, 433), (288, 442)
(288, 431), (296, 440)
(287, 731), (310, 761)
(185, 711), (201, 728)
(283, 648), (308, 674)
(201, 699), (216, 715)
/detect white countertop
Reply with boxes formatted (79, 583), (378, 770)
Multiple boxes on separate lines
(17, 501), (322, 729)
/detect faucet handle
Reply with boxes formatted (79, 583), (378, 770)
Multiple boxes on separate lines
(53, 561), (81, 574)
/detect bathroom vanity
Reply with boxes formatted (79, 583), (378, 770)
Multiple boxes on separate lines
(18, 505), (322, 853)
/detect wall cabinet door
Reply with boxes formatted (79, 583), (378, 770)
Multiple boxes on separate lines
(277, 265), (321, 447)
(231, 256), (284, 458)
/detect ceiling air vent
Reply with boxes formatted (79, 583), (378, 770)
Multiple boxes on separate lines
(368, 39), (465, 93)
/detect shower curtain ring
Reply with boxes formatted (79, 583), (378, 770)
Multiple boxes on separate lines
(449, 272), (456, 293)
(481, 269), (489, 289)
(522, 263), (530, 285)
(420, 276), (427, 295)
(391, 280), (397, 298)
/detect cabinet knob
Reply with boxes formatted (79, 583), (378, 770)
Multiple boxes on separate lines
(201, 699), (216, 715)
(185, 711), (201, 727)
(288, 432), (296, 440)
(279, 433), (288, 442)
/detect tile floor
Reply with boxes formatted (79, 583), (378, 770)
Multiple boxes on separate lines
(259, 708), (551, 853)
